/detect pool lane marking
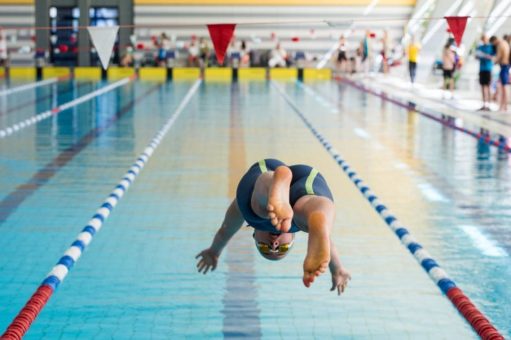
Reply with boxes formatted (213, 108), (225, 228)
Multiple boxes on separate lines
(300, 82), (451, 204)
(302, 81), (511, 236)
(271, 81), (505, 340)
(0, 83), (162, 226)
(1, 80), (201, 340)
(353, 128), (370, 139)
(0, 81), (91, 117)
(0, 76), (68, 97)
(459, 226), (507, 257)
(0, 76), (134, 139)
(416, 183), (449, 203)
(337, 76), (511, 154)
(0, 77), (60, 97)
(223, 83), (262, 338)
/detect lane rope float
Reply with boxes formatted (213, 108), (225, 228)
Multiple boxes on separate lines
(0, 75), (135, 139)
(337, 76), (511, 154)
(0, 76), (68, 97)
(272, 81), (505, 340)
(1, 80), (201, 340)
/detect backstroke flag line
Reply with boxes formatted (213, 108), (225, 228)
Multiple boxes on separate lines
(87, 26), (119, 70)
(207, 24), (236, 65)
(444, 16), (469, 47)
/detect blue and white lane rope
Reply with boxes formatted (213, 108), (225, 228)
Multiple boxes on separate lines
(42, 79), (201, 290)
(271, 81), (505, 338)
(0, 77), (62, 97)
(0, 76), (133, 139)
(2, 80), (202, 340)
(272, 81), (454, 291)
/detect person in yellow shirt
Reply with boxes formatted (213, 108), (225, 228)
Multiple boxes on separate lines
(408, 38), (421, 84)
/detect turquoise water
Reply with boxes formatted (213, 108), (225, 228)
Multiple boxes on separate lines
(0, 78), (508, 338)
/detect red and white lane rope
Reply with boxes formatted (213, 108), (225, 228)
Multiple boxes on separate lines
(0, 75), (135, 139)
(273, 81), (505, 340)
(1, 80), (201, 340)
(0, 76), (69, 97)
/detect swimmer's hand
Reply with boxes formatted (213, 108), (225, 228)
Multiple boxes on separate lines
(196, 248), (219, 274)
(330, 268), (351, 295)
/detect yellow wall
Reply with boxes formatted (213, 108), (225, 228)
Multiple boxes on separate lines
(139, 67), (167, 81)
(173, 68), (200, 80)
(75, 67), (102, 80)
(270, 68), (297, 81)
(9, 67), (35, 80)
(135, 0), (414, 5)
(107, 67), (135, 80)
(0, 0), (32, 3)
(42, 67), (70, 79)
(238, 68), (266, 81)
(204, 68), (232, 82)
(303, 68), (331, 81)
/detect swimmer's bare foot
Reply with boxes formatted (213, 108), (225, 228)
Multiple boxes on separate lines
(303, 212), (331, 288)
(267, 166), (293, 232)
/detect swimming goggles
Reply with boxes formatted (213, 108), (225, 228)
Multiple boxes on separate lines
(255, 240), (294, 255)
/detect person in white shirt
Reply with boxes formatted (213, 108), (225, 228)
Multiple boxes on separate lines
(268, 43), (287, 68)
(0, 30), (8, 67)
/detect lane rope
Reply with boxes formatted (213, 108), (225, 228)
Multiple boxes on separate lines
(1, 80), (201, 340)
(337, 76), (511, 154)
(0, 77), (66, 97)
(0, 75), (135, 139)
(4, 14), (511, 32)
(271, 81), (505, 340)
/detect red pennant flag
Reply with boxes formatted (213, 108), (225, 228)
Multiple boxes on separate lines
(207, 24), (236, 65)
(444, 16), (469, 46)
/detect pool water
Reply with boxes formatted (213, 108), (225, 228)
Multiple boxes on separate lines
(0, 78), (509, 339)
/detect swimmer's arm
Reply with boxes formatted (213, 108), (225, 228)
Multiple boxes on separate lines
(328, 240), (351, 295)
(209, 200), (245, 256)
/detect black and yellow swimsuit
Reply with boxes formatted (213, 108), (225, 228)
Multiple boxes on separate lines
(236, 159), (333, 233)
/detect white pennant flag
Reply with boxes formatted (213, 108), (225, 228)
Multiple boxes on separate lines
(87, 26), (119, 70)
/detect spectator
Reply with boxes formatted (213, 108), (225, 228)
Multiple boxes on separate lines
(268, 43), (287, 68)
(0, 29), (7, 67)
(120, 45), (134, 67)
(352, 45), (363, 74)
(227, 38), (240, 67)
(198, 37), (210, 68)
(187, 37), (199, 67)
(240, 40), (251, 67)
(407, 37), (421, 84)
(336, 35), (348, 74)
(442, 42), (456, 98)
(475, 34), (496, 111)
(361, 31), (371, 73)
(157, 32), (171, 67)
(507, 34), (511, 64)
(490, 35), (510, 112)
(381, 30), (390, 74)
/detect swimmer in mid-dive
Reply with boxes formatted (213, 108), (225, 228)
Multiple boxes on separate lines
(196, 159), (351, 294)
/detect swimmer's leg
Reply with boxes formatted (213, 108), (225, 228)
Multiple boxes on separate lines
(293, 195), (332, 287)
(250, 166), (293, 232)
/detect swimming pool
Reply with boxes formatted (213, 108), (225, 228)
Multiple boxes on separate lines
(0, 78), (508, 338)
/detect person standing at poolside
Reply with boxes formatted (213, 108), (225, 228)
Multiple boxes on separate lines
(490, 35), (510, 112)
(442, 42), (456, 98)
(407, 37), (421, 84)
(476, 35), (496, 111)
